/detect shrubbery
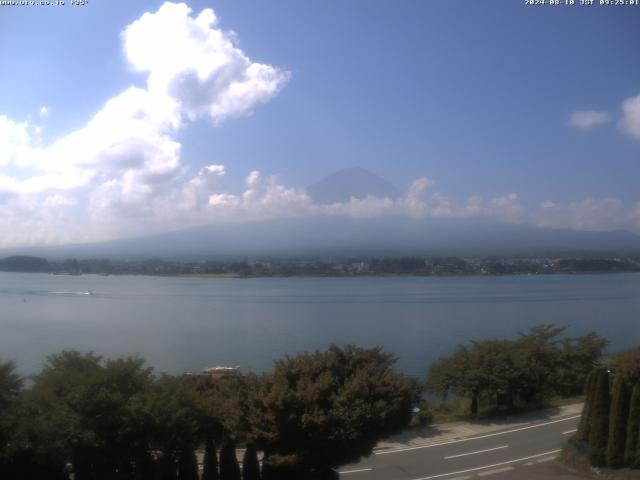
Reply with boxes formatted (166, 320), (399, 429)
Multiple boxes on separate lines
(0, 345), (416, 480)
(426, 325), (606, 417)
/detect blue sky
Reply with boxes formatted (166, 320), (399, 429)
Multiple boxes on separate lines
(0, 0), (639, 246)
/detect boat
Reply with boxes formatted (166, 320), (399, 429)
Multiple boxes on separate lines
(185, 366), (240, 380)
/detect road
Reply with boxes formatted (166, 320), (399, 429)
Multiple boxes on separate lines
(339, 414), (582, 480)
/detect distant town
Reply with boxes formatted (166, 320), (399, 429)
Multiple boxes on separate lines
(1, 254), (640, 277)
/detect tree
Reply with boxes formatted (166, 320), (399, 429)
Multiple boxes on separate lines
(242, 443), (260, 480)
(624, 383), (640, 467)
(577, 370), (597, 441)
(0, 361), (21, 411)
(202, 436), (219, 480)
(426, 346), (481, 417)
(0, 361), (25, 479)
(588, 368), (610, 467)
(220, 441), (241, 480)
(256, 345), (417, 472)
(25, 352), (157, 479)
(612, 347), (640, 384)
(142, 374), (202, 472)
(157, 453), (178, 480)
(178, 446), (199, 480)
(426, 326), (607, 418)
(556, 332), (608, 397)
(606, 374), (630, 468)
(515, 325), (565, 402)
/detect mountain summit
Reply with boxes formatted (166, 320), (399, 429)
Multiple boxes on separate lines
(307, 167), (400, 204)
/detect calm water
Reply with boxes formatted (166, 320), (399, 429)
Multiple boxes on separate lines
(1, 272), (639, 377)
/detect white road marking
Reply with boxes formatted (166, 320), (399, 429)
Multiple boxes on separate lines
(535, 456), (556, 463)
(562, 429), (577, 435)
(376, 415), (580, 455)
(477, 466), (514, 476)
(448, 476), (473, 480)
(339, 468), (373, 475)
(409, 449), (561, 480)
(444, 445), (508, 460)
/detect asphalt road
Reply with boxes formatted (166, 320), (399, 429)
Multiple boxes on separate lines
(339, 414), (582, 480)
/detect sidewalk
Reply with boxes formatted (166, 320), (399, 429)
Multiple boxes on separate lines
(374, 403), (584, 452)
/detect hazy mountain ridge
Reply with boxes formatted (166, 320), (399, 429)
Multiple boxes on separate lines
(3, 217), (639, 261)
(307, 167), (400, 204)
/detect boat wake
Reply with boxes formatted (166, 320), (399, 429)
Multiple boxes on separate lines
(52, 290), (94, 296)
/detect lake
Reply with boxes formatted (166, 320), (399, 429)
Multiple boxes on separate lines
(1, 272), (639, 378)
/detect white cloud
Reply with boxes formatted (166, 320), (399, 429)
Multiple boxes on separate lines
(0, 115), (31, 166)
(42, 194), (77, 208)
(0, 2), (290, 247)
(532, 197), (634, 232)
(204, 164), (225, 176)
(569, 110), (610, 129)
(620, 94), (640, 139)
(39, 106), (49, 117)
(122, 2), (290, 124)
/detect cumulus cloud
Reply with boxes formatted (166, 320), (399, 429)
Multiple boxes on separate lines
(122, 2), (289, 124)
(620, 94), (640, 139)
(0, 2), (290, 247)
(0, 115), (32, 167)
(531, 197), (635, 232)
(569, 110), (610, 129)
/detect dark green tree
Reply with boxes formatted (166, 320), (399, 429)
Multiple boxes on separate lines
(606, 374), (630, 468)
(22, 352), (155, 479)
(256, 345), (417, 472)
(588, 368), (611, 467)
(556, 332), (608, 397)
(515, 325), (565, 402)
(202, 436), (219, 480)
(426, 346), (481, 417)
(178, 446), (199, 480)
(426, 326), (606, 418)
(624, 383), (640, 467)
(242, 443), (260, 480)
(158, 453), (178, 480)
(260, 453), (275, 480)
(220, 441), (241, 480)
(577, 370), (597, 441)
(142, 375), (202, 469)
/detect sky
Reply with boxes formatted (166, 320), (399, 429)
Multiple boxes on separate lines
(0, 0), (639, 248)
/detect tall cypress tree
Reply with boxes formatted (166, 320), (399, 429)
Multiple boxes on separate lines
(158, 454), (178, 480)
(260, 453), (274, 480)
(578, 370), (597, 441)
(625, 383), (640, 467)
(242, 444), (260, 480)
(219, 441), (241, 480)
(606, 375), (630, 468)
(178, 446), (199, 480)
(202, 436), (219, 480)
(588, 368), (611, 467)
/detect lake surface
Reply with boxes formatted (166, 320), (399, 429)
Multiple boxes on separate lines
(1, 272), (639, 378)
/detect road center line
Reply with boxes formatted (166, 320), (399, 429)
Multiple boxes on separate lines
(375, 415), (580, 455)
(444, 445), (508, 460)
(562, 429), (577, 435)
(477, 466), (514, 477)
(338, 468), (373, 475)
(409, 449), (561, 480)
